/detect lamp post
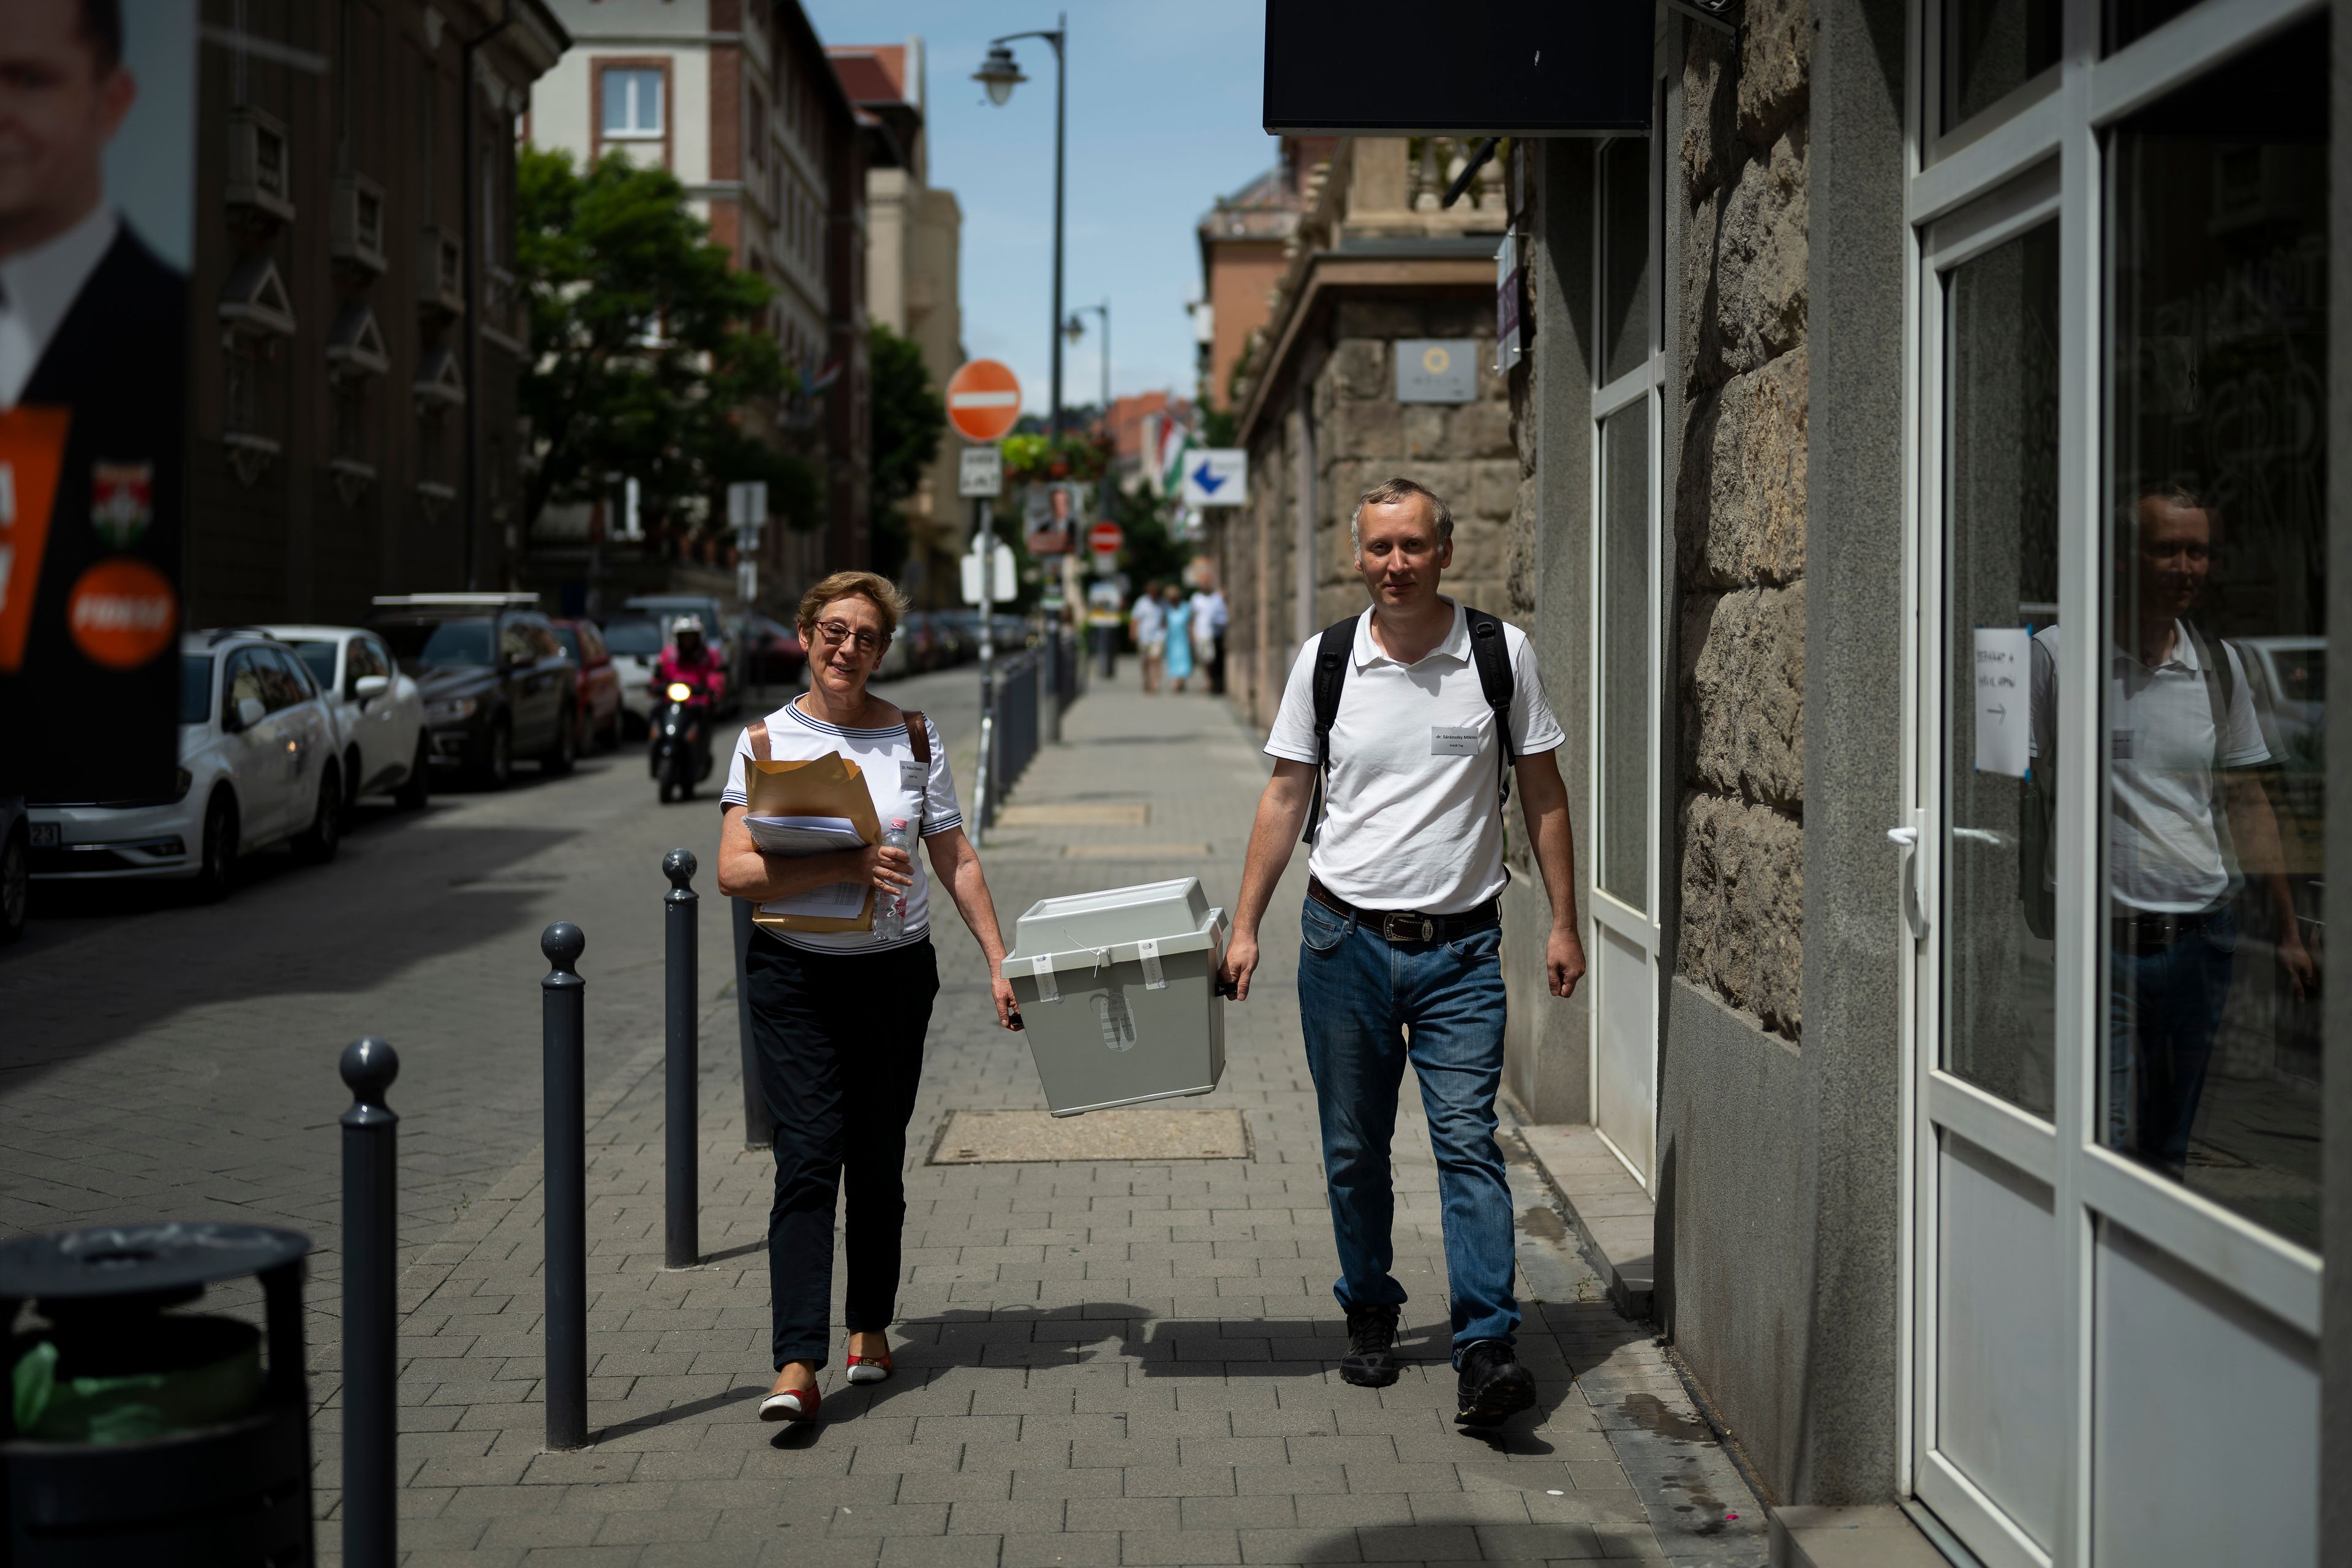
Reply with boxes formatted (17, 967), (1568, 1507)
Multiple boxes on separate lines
(974, 17), (1068, 441)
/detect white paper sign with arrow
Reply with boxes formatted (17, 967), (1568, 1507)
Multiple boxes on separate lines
(1180, 448), (1248, 508)
(1973, 627), (2030, 778)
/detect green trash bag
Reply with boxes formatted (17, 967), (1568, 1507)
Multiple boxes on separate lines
(11, 1316), (263, 1444)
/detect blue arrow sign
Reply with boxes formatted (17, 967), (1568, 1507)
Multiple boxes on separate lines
(1190, 459), (1226, 496)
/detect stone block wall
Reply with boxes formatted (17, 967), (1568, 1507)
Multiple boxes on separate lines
(1306, 299), (1516, 635)
(1673, 3), (1812, 1039)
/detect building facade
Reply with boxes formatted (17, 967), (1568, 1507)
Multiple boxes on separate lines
(1194, 138), (1332, 413)
(187, 0), (567, 627)
(829, 37), (963, 606)
(529, 0), (868, 602)
(1250, 4), (2349, 1563)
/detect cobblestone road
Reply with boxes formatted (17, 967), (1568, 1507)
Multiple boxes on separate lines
(2, 662), (1765, 1566)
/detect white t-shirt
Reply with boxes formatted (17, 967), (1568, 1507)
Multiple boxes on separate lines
(2028, 623), (2269, 913)
(1131, 596), (1166, 644)
(1265, 600), (1564, 914)
(721, 699), (965, 952)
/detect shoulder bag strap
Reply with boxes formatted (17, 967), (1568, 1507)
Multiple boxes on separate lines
(747, 718), (771, 762)
(902, 710), (929, 835)
(1303, 620), (1355, 845)
(1465, 609), (1518, 811)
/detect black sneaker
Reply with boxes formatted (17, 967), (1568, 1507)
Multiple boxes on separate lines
(1454, 1339), (1536, 1427)
(1338, 1304), (1401, 1387)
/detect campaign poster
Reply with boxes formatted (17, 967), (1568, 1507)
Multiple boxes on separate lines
(0, 0), (193, 801)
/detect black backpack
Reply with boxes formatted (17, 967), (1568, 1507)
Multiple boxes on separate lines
(1302, 608), (1518, 845)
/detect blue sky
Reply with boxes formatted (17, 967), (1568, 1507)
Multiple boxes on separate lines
(804, 0), (1278, 417)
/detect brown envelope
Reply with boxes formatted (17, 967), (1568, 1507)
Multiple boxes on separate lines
(745, 750), (880, 934)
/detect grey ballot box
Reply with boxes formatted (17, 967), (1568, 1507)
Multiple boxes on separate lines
(1003, 878), (1229, 1117)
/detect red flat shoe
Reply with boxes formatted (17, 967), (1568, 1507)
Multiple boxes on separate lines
(845, 1351), (893, 1385)
(759, 1383), (821, 1422)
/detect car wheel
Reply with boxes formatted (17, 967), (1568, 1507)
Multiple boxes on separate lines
(0, 824), (27, 944)
(544, 708), (577, 775)
(480, 718), (513, 791)
(296, 764), (342, 864)
(193, 791), (238, 903)
(393, 732), (431, 810)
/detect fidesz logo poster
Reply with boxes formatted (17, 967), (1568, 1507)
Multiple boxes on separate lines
(0, 1), (192, 802)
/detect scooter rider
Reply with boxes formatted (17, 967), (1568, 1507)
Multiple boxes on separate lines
(652, 615), (728, 775)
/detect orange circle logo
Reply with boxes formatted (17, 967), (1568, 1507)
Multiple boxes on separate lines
(68, 558), (178, 669)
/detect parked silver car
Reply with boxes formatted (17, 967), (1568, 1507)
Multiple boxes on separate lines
(260, 624), (431, 814)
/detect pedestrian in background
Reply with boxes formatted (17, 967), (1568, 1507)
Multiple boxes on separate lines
(1131, 581), (1167, 693)
(1191, 578), (1230, 695)
(1219, 477), (1584, 1429)
(1163, 582), (1196, 693)
(714, 571), (1022, 1425)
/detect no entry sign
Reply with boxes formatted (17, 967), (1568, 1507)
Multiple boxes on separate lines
(946, 359), (1022, 443)
(1087, 522), (1123, 556)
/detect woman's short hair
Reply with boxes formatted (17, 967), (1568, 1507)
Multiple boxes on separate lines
(798, 571), (910, 643)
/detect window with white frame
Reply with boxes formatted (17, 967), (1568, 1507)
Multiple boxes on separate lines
(601, 67), (663, 141)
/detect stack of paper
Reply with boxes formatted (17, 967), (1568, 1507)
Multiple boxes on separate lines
(748, 815), (869, 919)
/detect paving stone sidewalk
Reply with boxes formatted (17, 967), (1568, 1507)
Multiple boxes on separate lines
(331, 667), (1767, 1566)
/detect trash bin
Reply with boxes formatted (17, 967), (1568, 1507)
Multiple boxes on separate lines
(1004, 877), (1227, 1116)
(1, 1222), (314, 1565)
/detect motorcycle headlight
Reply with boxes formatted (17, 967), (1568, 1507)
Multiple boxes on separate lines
(666, 682), (694, 702)
(172, 766), (192, 802)
(426, 697), (478, 723)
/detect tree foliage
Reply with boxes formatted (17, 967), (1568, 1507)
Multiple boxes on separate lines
(866, 323), (946, 581)
(516, 148), (812, 537)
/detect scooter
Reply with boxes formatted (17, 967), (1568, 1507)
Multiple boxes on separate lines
(650, 680), (715, 804)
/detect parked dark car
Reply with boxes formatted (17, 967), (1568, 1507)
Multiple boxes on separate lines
(370, 595), (579, 789)
(737, 613), (806, 686)
(550, 617), (624, 752)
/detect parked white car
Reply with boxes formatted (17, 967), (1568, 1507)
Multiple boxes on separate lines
(258, 624), (431, 813)
(598, 614), (665, 739)
(29, 631), (343, 900)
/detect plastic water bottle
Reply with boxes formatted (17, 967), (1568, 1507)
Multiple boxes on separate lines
(872, 818), (913, 943)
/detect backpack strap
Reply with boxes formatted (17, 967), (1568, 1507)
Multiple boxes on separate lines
(1465, 609), (1518, 811)
(1302, 619), (1357, 845)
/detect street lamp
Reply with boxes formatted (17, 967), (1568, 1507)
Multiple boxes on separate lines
(1066, 299), (1110, 443)
(974, 16), (1068, 440)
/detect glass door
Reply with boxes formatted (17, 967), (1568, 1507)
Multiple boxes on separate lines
(1589, 127), (1664, 1187)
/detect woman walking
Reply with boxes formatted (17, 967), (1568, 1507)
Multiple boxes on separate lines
(1162, 582), (1196, 693)
(715, 571), (1020, 1423)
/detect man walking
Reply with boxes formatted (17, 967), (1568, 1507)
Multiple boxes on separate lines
(1220, 477), (1585, 1428)
(1190, 577), (1230, 695)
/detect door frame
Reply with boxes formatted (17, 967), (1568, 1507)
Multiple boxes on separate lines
(1586, 89), (1669, 1193)
(1898, 3), (2328, 1565)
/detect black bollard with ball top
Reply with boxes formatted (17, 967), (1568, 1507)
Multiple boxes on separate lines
(340, 1037), (399, 1567)
(541, 921), (588, 1450)
(662, 850), (699, 1268)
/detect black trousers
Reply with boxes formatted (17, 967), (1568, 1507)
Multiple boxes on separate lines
(745, 931), (938, 1368)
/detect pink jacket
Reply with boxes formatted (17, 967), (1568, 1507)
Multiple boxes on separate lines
(654, 644), (726, 706)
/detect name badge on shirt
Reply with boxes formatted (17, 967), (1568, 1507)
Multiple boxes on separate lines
(1431, 725), (1479, 756)
(900, 760), (927, 791)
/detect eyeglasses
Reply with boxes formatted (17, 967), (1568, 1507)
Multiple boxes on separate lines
(813, 619), (886, 654)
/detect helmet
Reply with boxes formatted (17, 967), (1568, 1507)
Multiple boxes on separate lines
(669, 614), (705, 638)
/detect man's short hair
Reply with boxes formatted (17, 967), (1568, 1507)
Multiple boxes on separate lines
(78, 0), (124, 75)
(1349, 476), (1454, 556)
(2121, 479), (2217, 559)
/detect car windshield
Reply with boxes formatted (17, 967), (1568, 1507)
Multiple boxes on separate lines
(290, 640), (339, 692)
(599, 618), (663, 656)
(551, 627), (582, 661)
(379, 620), (494, 671)
(180, 655), (214, 724)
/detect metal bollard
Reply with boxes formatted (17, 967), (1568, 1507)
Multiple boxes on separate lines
(662, 850), (699, 1269)
(541, 921), (588, 1450)
(339, 1038), (399, 1568)
(733, 895), (775, 1151)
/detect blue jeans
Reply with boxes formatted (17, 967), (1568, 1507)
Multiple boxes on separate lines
(2108, 904), (2236, 1169)
(1295, 896), (1517, 1365)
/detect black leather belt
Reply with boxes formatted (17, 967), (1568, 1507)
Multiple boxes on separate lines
(2113, 905), (2225, 954)
(1309, 878), (1499, 944)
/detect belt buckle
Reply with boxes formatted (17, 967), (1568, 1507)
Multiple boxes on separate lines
(1381, 911), (1434, 943)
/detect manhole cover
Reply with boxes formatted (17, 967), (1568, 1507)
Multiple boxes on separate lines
(929, 1108), (1250, 1163)
(997, 803), (1149, 827)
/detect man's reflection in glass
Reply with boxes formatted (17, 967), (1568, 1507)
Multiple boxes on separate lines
(2030, 483), (2316, 1174)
